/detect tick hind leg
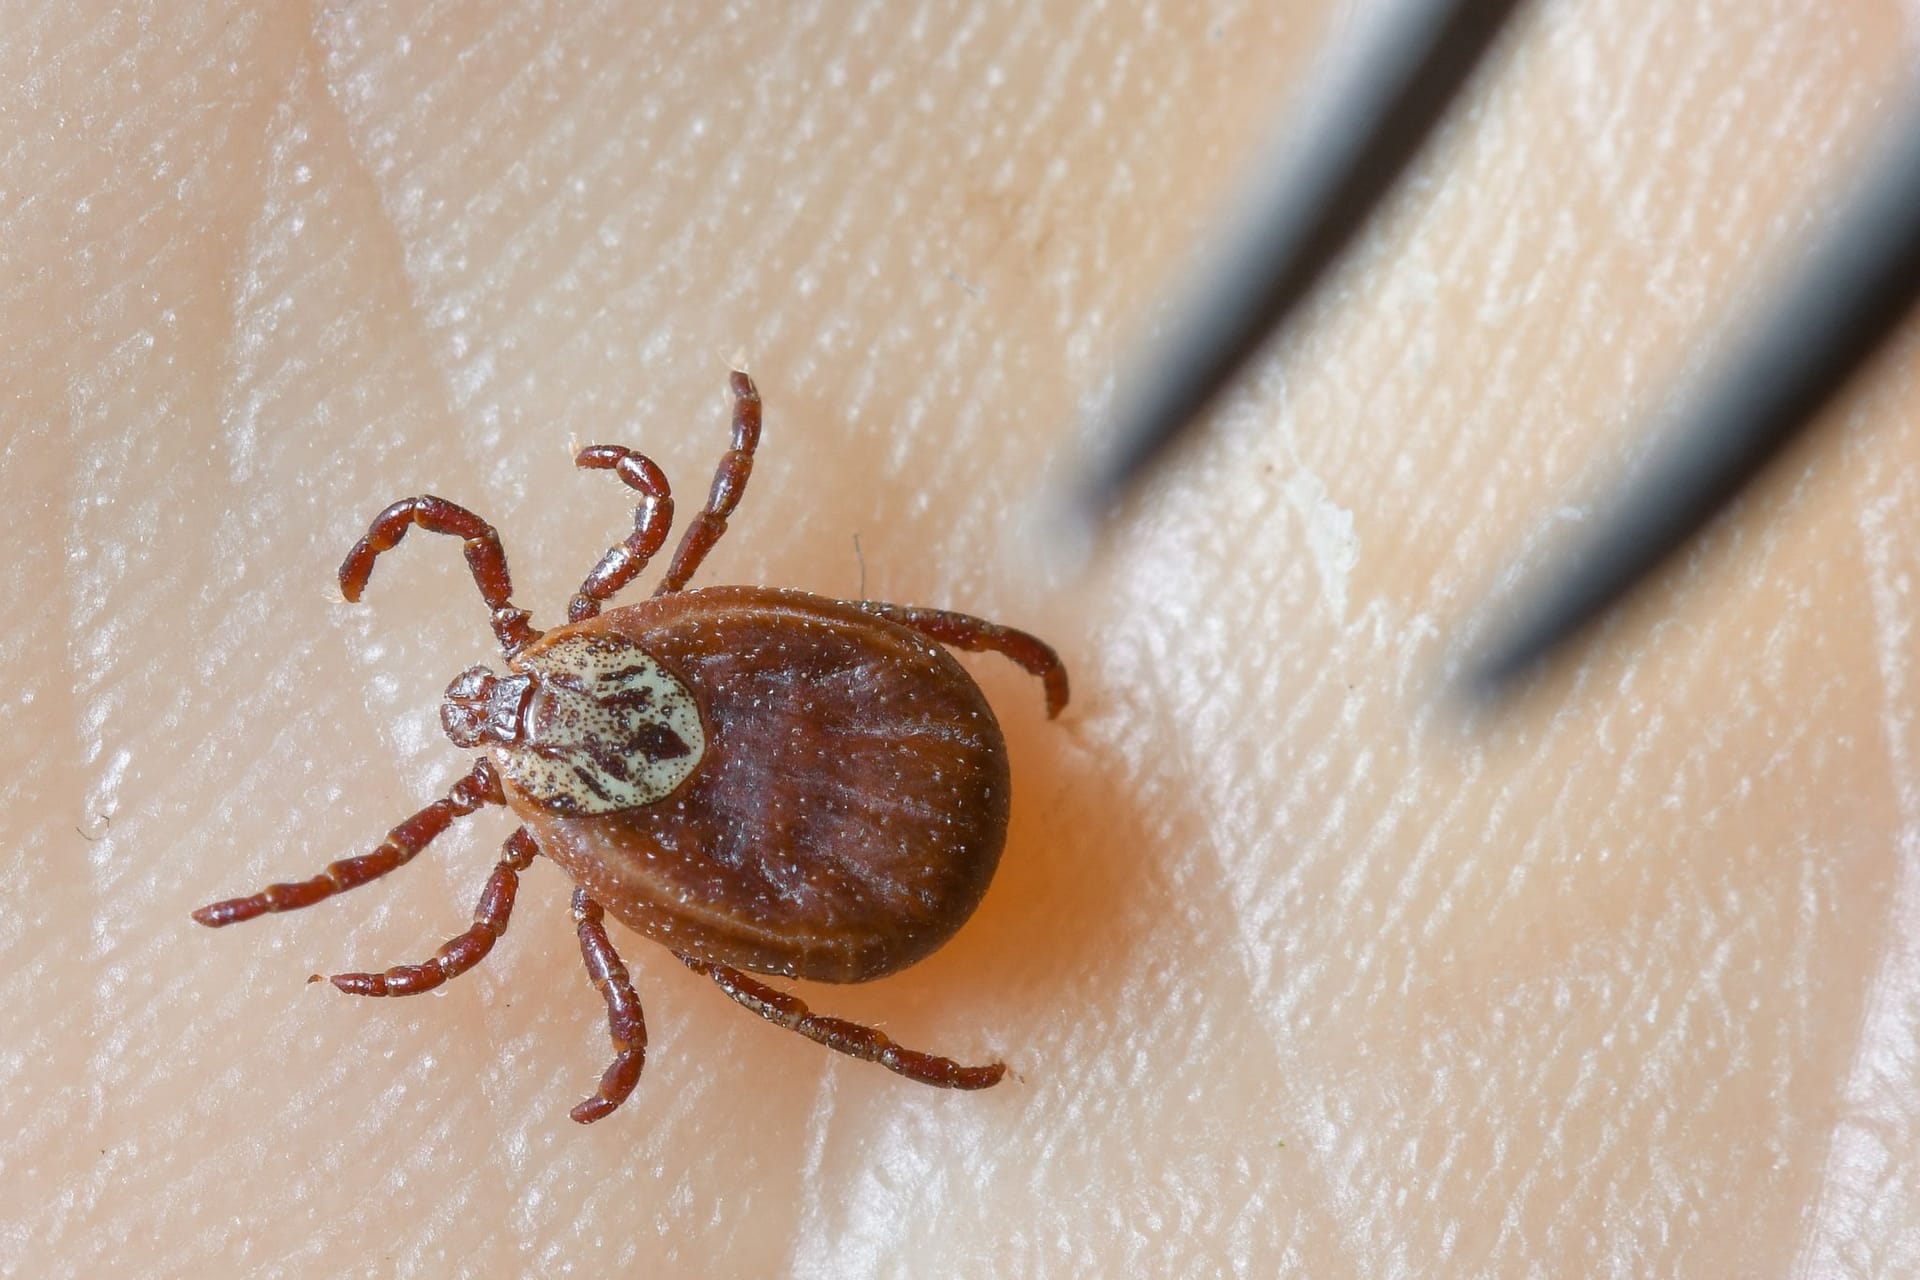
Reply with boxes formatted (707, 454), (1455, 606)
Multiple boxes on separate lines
(338, 495), (539, 659)
(324, 827), (540, 996)
(569, 891), (649, 1123)
(679, 954), (1007, 1090)
(192, 759), (505, 927)
(855, 602), (1069, 718)
(655, 370), (762, 594)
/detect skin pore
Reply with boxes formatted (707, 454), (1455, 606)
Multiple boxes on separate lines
(8, 2), (1920, 1275)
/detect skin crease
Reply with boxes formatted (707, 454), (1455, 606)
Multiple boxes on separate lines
(6, 0), (1920, 1275)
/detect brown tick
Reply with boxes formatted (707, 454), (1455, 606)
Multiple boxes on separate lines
(194, 372), (1067, 1123)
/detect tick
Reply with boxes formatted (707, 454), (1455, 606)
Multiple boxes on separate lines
(194, 372), (1068, 1123)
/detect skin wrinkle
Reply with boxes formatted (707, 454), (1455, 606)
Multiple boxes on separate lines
(11, 0), (1920, 1275)
(1795, 452), (1920, 1277)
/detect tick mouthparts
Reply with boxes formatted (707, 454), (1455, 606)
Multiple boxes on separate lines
(441, 666), (535, 748)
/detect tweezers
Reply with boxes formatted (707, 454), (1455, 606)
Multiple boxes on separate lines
(1068, 0), (1920, 700)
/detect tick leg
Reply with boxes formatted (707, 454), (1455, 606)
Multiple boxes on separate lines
(570, 890), (649, 1123)
(192, 759), (505, 928)
(338, 494), (540, 659)
(678, 954), (1007, 1090)
(325, 827), (539, 996)
(655, 370), (762, 594)
(567, 447), (675, 622)
(854, 602), (1070, 718)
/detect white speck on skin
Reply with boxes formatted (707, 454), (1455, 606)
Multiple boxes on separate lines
(1282, 468), (1359, 624)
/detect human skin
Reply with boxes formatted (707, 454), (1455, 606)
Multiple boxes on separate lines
(7, 1), (1920, 1275)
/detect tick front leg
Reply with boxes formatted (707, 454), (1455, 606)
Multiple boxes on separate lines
(655, 370), (762, 594)
(679, 954), (1007, 1090)
(855, 602), (1070, 718)
(325, 828), (539, 996)
(569, 891), (649, 1123)
(567, 446), (675, 622)
(338, 494), (540, 659)
(192, 758), (505, 927)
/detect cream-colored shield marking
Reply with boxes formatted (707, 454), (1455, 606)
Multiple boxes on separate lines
(505, 634), (705, 815)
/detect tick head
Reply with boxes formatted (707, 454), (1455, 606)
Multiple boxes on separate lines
(440, 665), (535, 748)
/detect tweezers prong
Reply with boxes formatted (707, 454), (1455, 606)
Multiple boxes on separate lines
(1074, 0), (1533, 524)
(1466, 94), (1920, 697)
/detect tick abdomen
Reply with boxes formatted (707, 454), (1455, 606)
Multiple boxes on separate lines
(508, 585), (1012, 983)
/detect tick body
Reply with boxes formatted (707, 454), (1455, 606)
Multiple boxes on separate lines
(194, 372), (1068, 1123)
(501, 588), (1009, 983)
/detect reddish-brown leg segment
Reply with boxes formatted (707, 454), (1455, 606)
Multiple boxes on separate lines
(338, 494), (540, 659)
(855, 601), (1070, 718)
(567, 447), (675, 622)
(655, 370), (762, 594)
(570, 890), (649, 1124)
(192, 759), (505, 927)
(325, 827), (540, 996)
(678, 954), (1007, 1090)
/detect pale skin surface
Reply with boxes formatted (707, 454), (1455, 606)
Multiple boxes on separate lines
(7, 1), (1920, 1275)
